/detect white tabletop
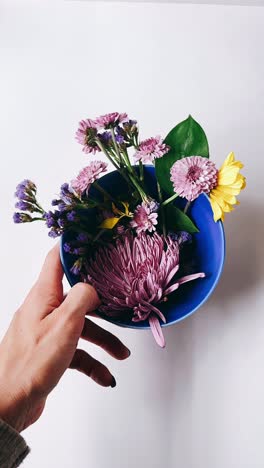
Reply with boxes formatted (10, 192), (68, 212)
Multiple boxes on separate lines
(0, 2), (263, 468)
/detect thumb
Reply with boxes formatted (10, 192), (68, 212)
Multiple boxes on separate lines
(58, 283), (101, 319)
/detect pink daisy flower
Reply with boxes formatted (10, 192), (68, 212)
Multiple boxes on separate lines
(71, 161), (108, 195)
(170, 156), (218, 201)
(130, 201), (159, 234)
(86, 232), (205, 347)
(134, 136), (170, 163)
(96, 112), (128, 130)
(75, 119), (99, 154)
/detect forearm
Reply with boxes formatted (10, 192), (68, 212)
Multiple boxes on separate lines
(0, 419), (29, 468)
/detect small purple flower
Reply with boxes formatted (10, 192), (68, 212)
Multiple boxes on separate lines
(16, 180), (36, 193)
(99, 131), (112, 145)
(71, 161), (108, 196)
(169, 231), (192, 245)
(67, 211), (77, 222)
(63, 243), (72, 253)
(130, 200), (159, 234)
(48, 229), (60, 238)
(134, 136), (170, 164)
(71, 258), (83, 275)
(73, 247), (87, 256)
(77, 232), (89, 243)
(13, 212), (32, 224)
(44, 211), (57, 228)
(51, 199), (59, 206)
(15, 201), (35, 212)
(115, 134), (125, 144)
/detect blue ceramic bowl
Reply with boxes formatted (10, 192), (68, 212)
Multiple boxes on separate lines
(60, 166), (225, 329)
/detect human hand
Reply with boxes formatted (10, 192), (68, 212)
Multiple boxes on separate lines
(0, 244), (130, 433)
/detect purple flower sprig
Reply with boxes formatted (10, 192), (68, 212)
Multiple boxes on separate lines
(13, 180), (45, 224)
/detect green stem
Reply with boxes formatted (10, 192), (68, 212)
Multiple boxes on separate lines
(93, 181), (116, 203)
(95, 138), (120, 172)
(110, 128), (122, 163)
(162, 193), (178, 207)
(93, 228), (106, 243)
(31, 217), (45, 222)
(157, 182), (166, 237)
(184, 200), (191, 214)
(139, 161), (144, 182)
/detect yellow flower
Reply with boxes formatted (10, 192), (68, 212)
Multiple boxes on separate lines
(209, 152), (246, 222)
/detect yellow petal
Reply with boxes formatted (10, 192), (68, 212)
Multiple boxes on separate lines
(221, 151), (235, 168)
(212, 188), (237, 205)
(99, 217), (121, 229)
(215, 185), (242, 196)
(210, 192), (234, 212)
(218, 166), (240, 185)
(209, 195), (223, 222)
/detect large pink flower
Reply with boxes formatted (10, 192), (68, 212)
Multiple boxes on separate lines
(96, 112), (128, 130)
(170, 156), (218, 201)
(75, 119), (99, 154)
(86, 232), (205, 347)
(71, 161), (108, 195)
(134, 136), (170, 163)
(130, 201), (159, 234)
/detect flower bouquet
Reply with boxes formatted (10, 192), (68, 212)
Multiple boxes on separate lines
(13, 113), (246, 347)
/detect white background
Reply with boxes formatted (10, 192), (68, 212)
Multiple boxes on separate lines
(0, 1), (263, 467)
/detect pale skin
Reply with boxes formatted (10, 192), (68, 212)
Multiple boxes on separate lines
(0, 244), (130, 433)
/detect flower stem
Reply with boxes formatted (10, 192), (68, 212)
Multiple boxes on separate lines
(157, 181), (166, 237)
(93, 181), (117, 202)
(139, 161), (144, 182)
(184, 200), (191, 214)
(110, 128), (122, 163)
(162, 193), (178, 207)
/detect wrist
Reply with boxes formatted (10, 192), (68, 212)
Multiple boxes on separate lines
(0, 382), (29, 433)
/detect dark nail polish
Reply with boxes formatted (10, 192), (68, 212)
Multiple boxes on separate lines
(111, 376), (116, 388)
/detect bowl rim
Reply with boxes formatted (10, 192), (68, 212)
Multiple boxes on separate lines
(60, 170), (226, 330)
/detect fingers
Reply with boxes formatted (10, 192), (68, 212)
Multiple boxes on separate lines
(70, 349), (116, 388)
(23, 244), (64, 319)
(58, 283), (100, 320)
(81, 318), (130, 360)
(37, 243), (64, 294)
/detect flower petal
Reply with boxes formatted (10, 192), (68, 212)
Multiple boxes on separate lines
(149, 315), (166, 348)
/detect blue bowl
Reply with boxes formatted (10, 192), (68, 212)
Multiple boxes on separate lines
(60, 165), (225, 330)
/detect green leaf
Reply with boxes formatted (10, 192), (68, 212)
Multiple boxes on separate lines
(155, 115), (209, 195)
(165, 204), (199, 233)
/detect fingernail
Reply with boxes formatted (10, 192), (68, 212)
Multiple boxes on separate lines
(111, 376), (116, 388)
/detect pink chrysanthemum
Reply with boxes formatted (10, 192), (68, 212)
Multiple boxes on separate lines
(130, 201), (159, 234)
(71, 161), (108, 195)
(134, 136), (170, 163)
(75, 119), (99, 154)
(96, 112), (128, 130)
(170, 156), (218, 201)
(86, 232), (205, 347)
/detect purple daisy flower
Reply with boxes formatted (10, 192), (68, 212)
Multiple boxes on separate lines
(71, 161), (108, 196)
(134, 136), (170, 164)
(75, 119), (99, 154)
(86, 232), (205, 348)
(95, 112), (128, 130)
(130, 201), (159, 234)
(170, 156), (218, 201)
